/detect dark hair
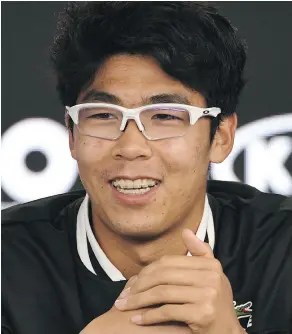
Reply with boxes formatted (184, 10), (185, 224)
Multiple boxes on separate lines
(51, 1), (247, 135)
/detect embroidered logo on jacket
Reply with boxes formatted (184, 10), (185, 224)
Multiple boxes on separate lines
(234, 301), (253, 329)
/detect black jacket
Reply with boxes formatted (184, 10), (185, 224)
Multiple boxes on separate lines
(2, 181), (292, 334)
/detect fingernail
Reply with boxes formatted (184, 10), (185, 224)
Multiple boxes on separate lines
(114, 298), (128, 309)
(119, 287), (131, 299)
(130, 314), (142, 324)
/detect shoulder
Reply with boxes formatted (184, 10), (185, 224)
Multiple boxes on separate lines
(2, 190), (86, 234)
(2, 190), (86, 227)
(207, 180), (291, 218)
(208, 180), (291, 254)
(1, 190), (86, 255)
(2, 190), (86, 281)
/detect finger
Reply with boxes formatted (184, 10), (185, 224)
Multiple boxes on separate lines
(115, 285), (213, 311)
(117, 275), (138, 299)
(138, 254), (219, 279)
(128, 267), (222, 296)
(126, 275), (138, 287)
(130, 303), (211, 328)
(182, 229), (214, 258)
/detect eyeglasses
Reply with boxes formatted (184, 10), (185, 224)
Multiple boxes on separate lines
(66, 103), (221, 140)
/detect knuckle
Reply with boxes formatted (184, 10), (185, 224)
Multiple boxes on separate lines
(160, 268), (172, 282)
(152, 285), (167, 300)
(205, 287), (218, 301)
(210, 271), (222, 287)
(201, 304), (216, 324)
(212, 259), (222, 272)
(160, 304), (173, 318)
(158, 270), (167, 282)
(147, 270), (160, 287)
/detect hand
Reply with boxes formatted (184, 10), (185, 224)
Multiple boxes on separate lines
(80, 276), (192, 334)
(114, 229), (244, 334)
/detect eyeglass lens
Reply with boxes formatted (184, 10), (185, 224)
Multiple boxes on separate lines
(78, 106), (191, 139)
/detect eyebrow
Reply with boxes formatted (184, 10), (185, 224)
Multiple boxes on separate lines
(81, 90), (190, 106)
(81, 90), (122, 104)
(147, 94), (190, 105)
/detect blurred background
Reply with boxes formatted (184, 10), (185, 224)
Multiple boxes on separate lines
(2, 2), (292, 209)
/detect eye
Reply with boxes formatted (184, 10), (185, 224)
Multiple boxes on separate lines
(89, 112), (116, 119)
(152, 113), (182, 121)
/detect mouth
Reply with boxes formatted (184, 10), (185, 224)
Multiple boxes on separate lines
(110, 178), (160, 195)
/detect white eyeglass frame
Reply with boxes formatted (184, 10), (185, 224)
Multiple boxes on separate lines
(66, 103), (221, 140)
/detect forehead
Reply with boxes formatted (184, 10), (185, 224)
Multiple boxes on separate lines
(96, 55), (179, 86)
(78, 54), (206, 107)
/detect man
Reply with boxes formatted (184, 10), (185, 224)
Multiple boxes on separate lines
(2, 2), (291, 334)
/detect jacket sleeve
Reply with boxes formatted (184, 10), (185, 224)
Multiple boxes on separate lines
(248, 206), (292, 333)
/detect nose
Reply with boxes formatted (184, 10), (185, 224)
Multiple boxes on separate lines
(111, 120), (152, 161)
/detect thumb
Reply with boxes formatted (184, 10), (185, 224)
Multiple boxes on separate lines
(182, 228), (214, 258)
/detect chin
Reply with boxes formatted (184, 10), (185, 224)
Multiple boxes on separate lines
(108, 218), (167, 241)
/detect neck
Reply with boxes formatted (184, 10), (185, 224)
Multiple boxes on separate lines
(91, 195), (206, 279)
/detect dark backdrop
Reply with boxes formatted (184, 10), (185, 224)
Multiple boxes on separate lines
(2, 2), (292, 208)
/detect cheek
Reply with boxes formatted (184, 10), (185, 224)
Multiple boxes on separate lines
(75, 137), (107, 164)
(74, 136), (114, 183)
(158, 137), (208, 174)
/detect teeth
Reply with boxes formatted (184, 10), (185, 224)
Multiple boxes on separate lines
(112, 178), (157, 189)
(124, 180), (134, 189)
(116, 187), (152, 194)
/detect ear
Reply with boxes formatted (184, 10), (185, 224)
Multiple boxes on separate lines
(209, 113), (237, 163)
(65, 110), (77, 161)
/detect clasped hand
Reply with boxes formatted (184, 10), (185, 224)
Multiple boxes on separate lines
(115, 229), (244, 334)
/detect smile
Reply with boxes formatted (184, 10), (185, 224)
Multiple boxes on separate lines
(111, 178), (159, 195)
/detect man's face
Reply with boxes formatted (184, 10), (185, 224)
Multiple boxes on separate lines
(69, 55), (235, 239)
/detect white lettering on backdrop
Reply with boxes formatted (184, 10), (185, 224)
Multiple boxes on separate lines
(2, 118), (78, 208)
(211, 114), (292, 195)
